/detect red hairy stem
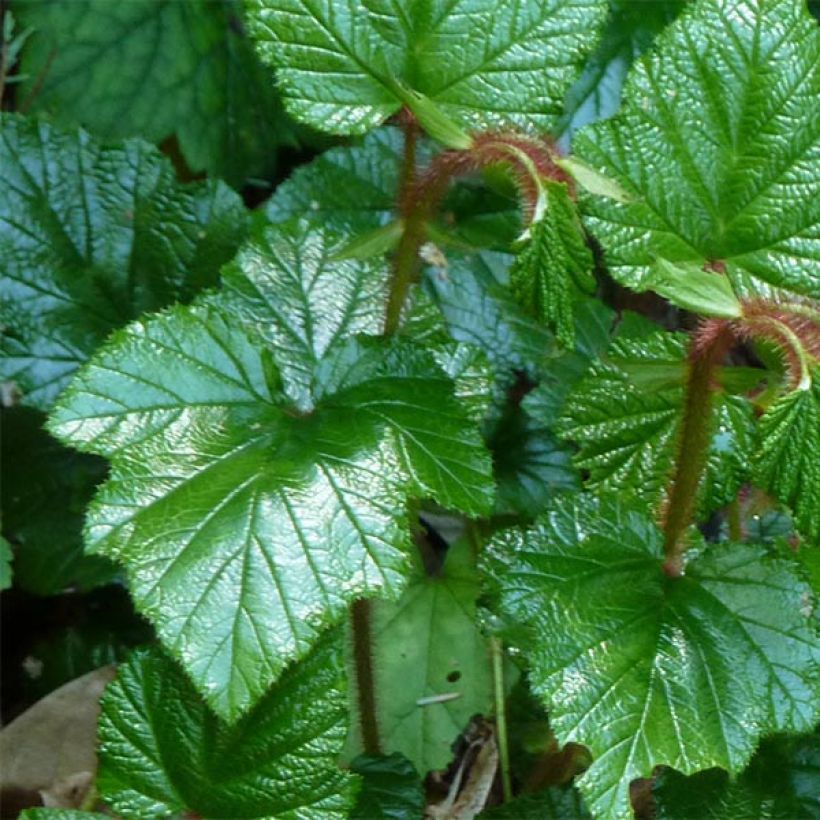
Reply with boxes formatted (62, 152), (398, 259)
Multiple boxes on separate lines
(662, 321), (735, 576)
(351, 598), (381, 755)
(384, 126), (568, 335)
(384, 113), (423, 335)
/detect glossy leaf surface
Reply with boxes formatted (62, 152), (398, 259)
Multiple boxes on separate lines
(424, 251), (558, 379)
(265, 127), (427, 232)
(485, 495), (818, 819)
(216, 219), (392, 410)
(247, 0), (608, 135)
(97, 632), (357, 818)
(14, 0), (292, 185)
(575, 0), (820, 300)
(0, 115), (247, 409)
(48, 222), (493, 718)
(556, 331), (687, 504)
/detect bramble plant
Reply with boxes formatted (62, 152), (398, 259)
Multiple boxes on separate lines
(1, 0), (818, 818)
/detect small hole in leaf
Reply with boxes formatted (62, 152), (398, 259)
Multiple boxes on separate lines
(447, 670), (461, 683)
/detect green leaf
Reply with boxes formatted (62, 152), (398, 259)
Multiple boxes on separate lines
(393, 84), (474, 150)
(1, 407), (115, 595)
(247, 0), (608, 135)
(14, 0), (294, 186)
(349, 538), (494, 774)
(753, 377), (820, 544)
(0, 115), (247, 410)
(654, 731), (820, 820)
(557, 0), (685, 143)
(349, 753), (425, 820)
(555, 331), (754, 513)
(48, 236), (493, 718)
(332, 220), (405, 260)
(554, 155), (633, 203)
(480, 786), (591, 818)
(97, 631), (358, 818)
(575, 0), (820, 301)
(643, 258), (743, 319)
(48, 311), (492, 718)
(510, 181), (595, 346)
(0, 536), (12, 591)
(484, 494), (819, 820)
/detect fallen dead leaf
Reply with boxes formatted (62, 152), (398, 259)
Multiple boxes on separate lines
(0, 666), (116, 811)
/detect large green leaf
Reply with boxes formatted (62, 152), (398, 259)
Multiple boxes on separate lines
(349, 538), (494, 774)
(753, 376), (820, 545)
(575, 0), (820, 300)
(557, 0), (685, 144)
(13, 0), (293, 186)
(484, 494), (818, 819)
(247, 0), (608, 135)
(96, 631), (357, 818)
(0, 115), (247, 410)
(48, 223), (493, 718)
(1, 407), (114, 595)
(654, 731), (820, 819)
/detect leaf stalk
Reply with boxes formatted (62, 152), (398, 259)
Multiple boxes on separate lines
(491, 636), (513, 803)
(351, 598), (382, 755)
(662, 325), (733, 575)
